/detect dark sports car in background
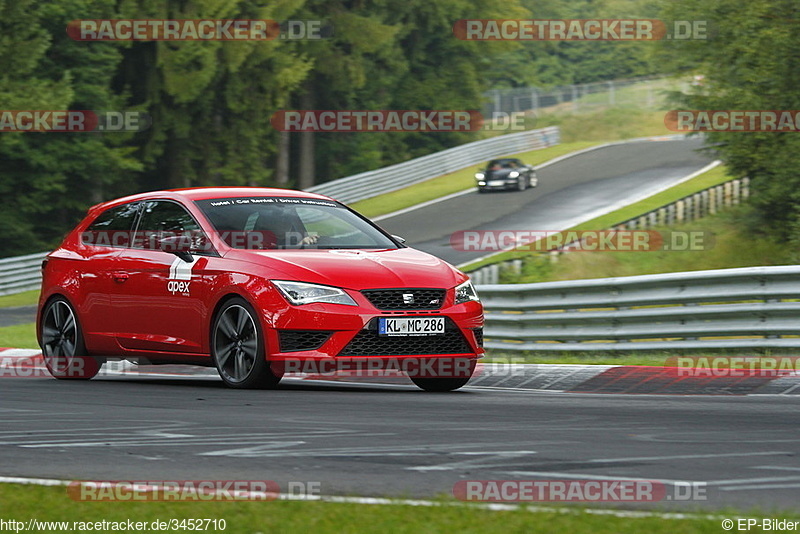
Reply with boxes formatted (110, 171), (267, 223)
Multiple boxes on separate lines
(37, 187), (484, 392)
(475, 158), (537, 192)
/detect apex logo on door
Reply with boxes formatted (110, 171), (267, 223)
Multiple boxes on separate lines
(167, 257), (198, 295)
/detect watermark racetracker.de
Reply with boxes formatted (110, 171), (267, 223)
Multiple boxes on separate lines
(270, 110), (530, 132)
(454, 479), (707, 502)
(666, 110), (800, 132)
(0, 110), (151, 132)
(453, 19), (709, 41)
(67, 19), (332, 41)
(450, 230), (712, 252)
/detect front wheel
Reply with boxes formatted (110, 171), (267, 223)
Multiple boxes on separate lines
(212, 298), (281, 389)
(409, 360), (476, 392)
(40, 297), (101, 380)
(411, 376), (472, 392)
(516, 176), (527, 191)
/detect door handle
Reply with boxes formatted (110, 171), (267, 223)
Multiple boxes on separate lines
(112, 271), (129, 283)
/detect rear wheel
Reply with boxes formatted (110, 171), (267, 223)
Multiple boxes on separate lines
(212, 298), (281, 389)
(40, 297), (101, 380)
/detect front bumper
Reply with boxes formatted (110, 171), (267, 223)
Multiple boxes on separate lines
(477, 177), (519, 190)
(260, 292), (484, 376)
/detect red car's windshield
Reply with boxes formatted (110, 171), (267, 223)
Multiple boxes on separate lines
(194, 196), (399, 250)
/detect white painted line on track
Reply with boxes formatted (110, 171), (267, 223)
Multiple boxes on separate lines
(586, 451), (792, 464)
(752, 466), (800, 472)
(720, 483), (800, 491)
(0, 349), (40, 357)
(502, 471), (706, 487)
(373, 188), (475, 223)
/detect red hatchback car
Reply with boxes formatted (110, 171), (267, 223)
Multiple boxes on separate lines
(37, 188), (484, 391)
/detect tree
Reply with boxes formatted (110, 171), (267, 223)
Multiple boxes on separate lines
(658, 0), (800, 240)
(0, 0), (141, 254)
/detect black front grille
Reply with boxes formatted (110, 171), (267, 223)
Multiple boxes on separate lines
(473, 328), (484, 348)
(339, 318), (471, 356)
(278, 330), (333, 352)
(362, 288), (446, 310)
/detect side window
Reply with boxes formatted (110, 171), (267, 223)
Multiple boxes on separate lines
(83, 202), (140, 248)
(133, 201), (206, 252)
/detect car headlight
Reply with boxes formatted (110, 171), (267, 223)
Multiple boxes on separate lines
(454, 279), (480, 304)
(475, 172), (485, 180)
(272, 280), (357, 306)
(509, 171), (519, 178)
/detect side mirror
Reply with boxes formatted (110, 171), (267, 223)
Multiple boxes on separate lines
(159, 235), (194, 262)
(391, 235), (407, 245)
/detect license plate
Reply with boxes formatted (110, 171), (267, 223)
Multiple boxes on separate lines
(488, 180), (505, 186)
(378, 317), (445, 336)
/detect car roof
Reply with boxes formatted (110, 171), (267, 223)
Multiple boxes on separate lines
(89, 187), (335, 213)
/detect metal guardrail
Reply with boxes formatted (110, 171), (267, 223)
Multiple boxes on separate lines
(306, 127), (560, 204)
(0, 252), (47, 296)
(477, 265), (800, 351)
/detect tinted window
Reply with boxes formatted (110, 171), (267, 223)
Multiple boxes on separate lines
(194, 197), (398, 250)
(487, 159), (514, 169)
(133, 200), (206, 251)
(83, 202), (140, 248)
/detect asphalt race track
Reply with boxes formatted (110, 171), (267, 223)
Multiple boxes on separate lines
(378, 137), (716, 265)
(1, 376), (799, 512)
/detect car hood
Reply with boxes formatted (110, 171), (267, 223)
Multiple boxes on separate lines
(234, 248), (464, 290)
(485, 168), (515, 178)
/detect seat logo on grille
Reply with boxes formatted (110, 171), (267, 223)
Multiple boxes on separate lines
(402, 293), (415, 305)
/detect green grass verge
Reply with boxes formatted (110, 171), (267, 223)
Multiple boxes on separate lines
(0, 289), (39, 309)
(562, 78), (680, 109)
(539, 108), (673, 144)
(350, 141), (599, 219)
(0, 323), (38, 349)
(495, 205), (790, 285)
(462, 164), (733, 272)
(0, 483), (731, 533)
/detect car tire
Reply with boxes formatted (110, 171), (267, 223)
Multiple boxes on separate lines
(211, 297), (281, 389)
(410, 376), (473, 392)
(529, 174), (538, 187)
(477, 187), (486, 194)
(409, 360), (476, 392)
(517, 176), (527, 191)
(40, 297), (101, 380)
